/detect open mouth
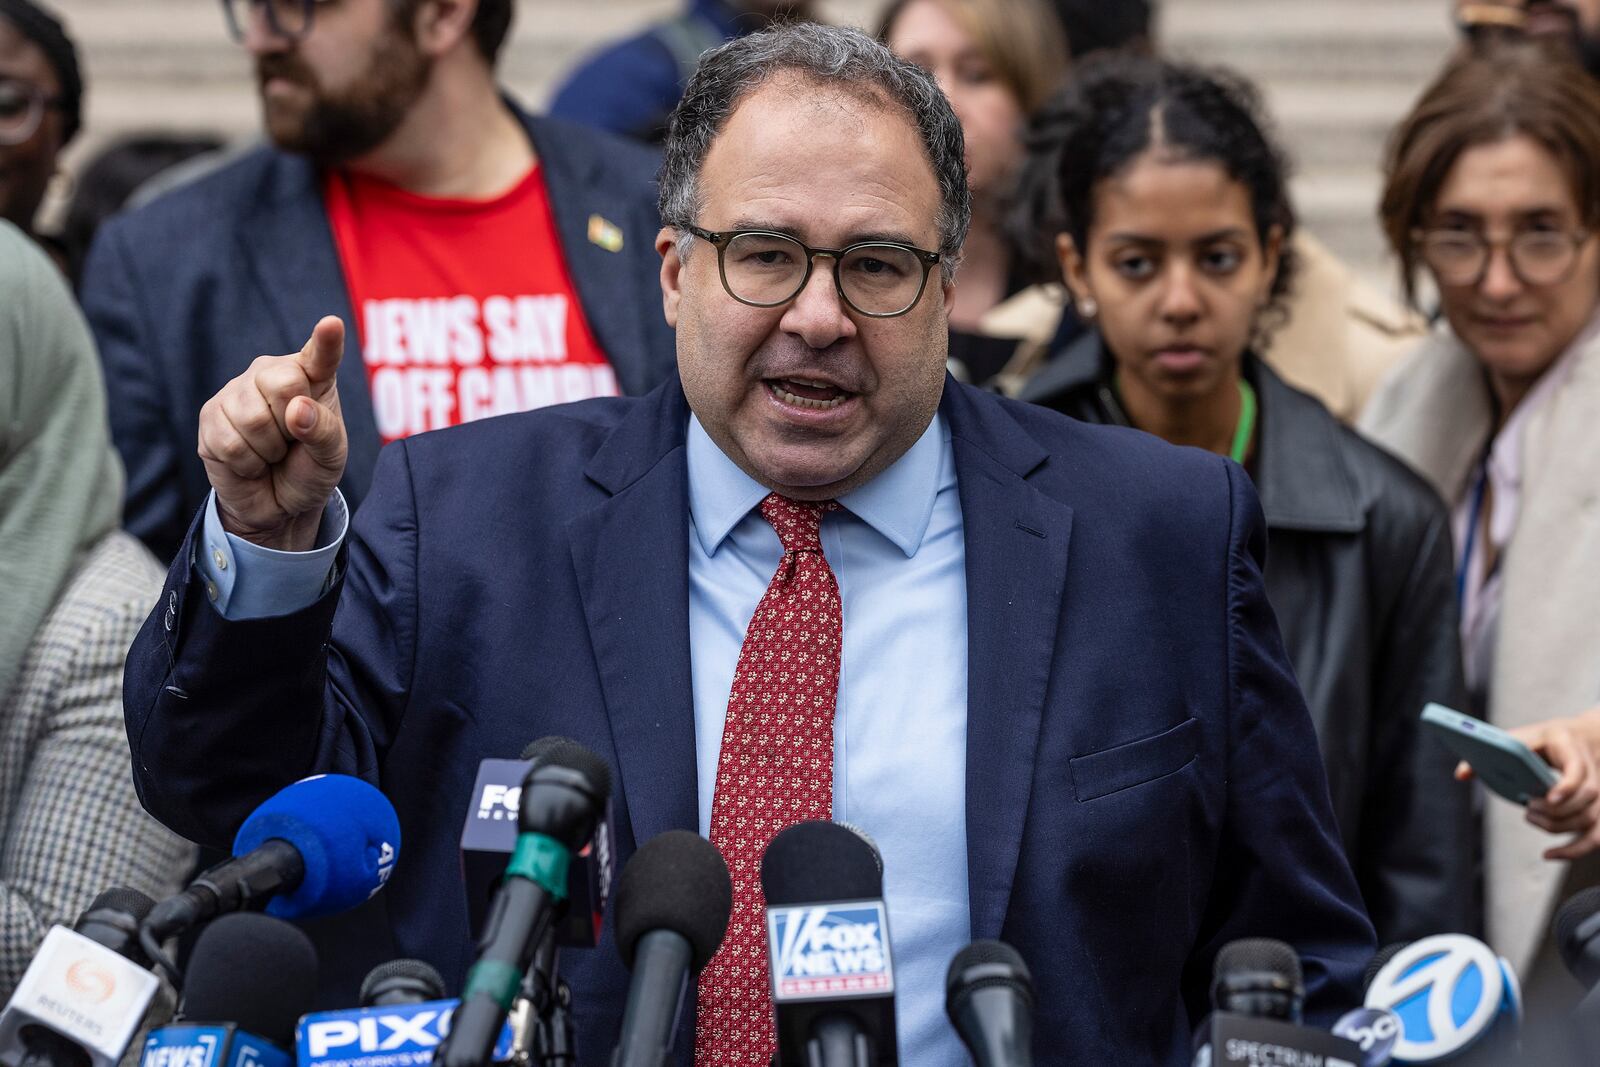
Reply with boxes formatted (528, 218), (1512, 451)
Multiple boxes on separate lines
(767, 378), (853, 410)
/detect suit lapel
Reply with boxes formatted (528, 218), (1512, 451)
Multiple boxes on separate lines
(235, 156), (381, 504)
(942, 384), (1073, 940)
(524, 113), (655, 396)
(567, 382), (699, 850)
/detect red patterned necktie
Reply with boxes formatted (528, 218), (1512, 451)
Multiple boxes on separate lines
(695, 493), (843, 1066)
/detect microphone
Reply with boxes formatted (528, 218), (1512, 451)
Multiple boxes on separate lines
(140, 913), (317, 1067)
(461, 741), (615, 949)
(296, 961), (517, 1067)
(1192, 939), (1362, 1066)
(1212, 939), (1303, 1022)
(610, 831), (732, 1067)
(143, 774), (400, 942)
(0, 890), (163, 1067)
(1363, 933), (1521, 1063)
(435, 739), (612, 1067)
(944, 941), (1034, 1067)
(1556, 886), (1600, 991)
(762, 820), (897, 1067)
(360, 961), (447, 1007)
(1554, 888), (1600, 1051)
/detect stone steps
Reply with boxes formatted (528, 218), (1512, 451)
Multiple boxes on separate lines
(45, 0), (1445, 284)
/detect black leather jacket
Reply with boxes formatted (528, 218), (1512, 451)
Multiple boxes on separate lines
(1020, 335), (1481, 943)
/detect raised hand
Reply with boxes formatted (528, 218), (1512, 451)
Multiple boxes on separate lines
(197, 316), (349, 552)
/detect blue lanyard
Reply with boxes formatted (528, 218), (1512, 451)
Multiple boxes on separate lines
(1455, 459), (1491, 610)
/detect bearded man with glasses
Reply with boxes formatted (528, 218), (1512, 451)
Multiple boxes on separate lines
(79, 0), (678, 566)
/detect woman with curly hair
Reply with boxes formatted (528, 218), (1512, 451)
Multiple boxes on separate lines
(1018, 56), (1477, 944)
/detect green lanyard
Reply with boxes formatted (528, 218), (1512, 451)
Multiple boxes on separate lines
(1230, 379), (1258, 466)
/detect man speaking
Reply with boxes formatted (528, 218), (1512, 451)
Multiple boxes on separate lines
(124, 23), (1374, 1066)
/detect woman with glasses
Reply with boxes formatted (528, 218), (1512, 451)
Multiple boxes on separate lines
(1018, 55), (1477, 945)
(0, 0), (78, 254)
(1360, 43), (1600, 992)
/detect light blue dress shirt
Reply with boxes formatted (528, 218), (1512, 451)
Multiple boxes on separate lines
(198, 412), (972, 1066)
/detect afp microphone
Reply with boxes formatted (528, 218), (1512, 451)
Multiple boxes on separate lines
(1363, 934), (1520, 1064)
(944, 941), (1034, 1067)
(0, 890), (161, 1067)
(762, 820), (897, 1067)
(462, 740), (615, 947)
(140, 913), (317, 1067)
(435, 738), (612, 1067)
(610, 831), (732, 1067)
(143, 774), (400, 941)
(1193, 939), (1362, 1066)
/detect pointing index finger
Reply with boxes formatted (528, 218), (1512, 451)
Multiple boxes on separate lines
(297, 315), (345, 389)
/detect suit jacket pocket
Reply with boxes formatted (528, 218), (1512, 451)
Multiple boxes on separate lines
(1070, 717), (1199, 802)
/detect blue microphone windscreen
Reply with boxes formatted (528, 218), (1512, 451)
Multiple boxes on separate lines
(232, 774), (401, 920)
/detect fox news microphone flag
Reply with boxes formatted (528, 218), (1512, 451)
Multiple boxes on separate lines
(761, 820), (897, 1067)
(461, 744), (615, 947)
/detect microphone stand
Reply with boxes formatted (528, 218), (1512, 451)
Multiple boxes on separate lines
(522, 930), (575, 1067)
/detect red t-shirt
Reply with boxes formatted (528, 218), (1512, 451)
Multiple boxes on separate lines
(323, 166), (618, 445)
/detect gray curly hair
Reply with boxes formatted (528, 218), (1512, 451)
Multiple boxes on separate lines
(658, 22), (971, 282)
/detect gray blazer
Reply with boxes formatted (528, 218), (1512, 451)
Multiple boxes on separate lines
(0, 532), (194, 995)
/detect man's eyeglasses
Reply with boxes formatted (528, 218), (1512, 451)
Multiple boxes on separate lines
(0, 79), (62, 146)
(220, 0), (334, 43)
(1414, 227), (1592, 288)
(686, 225), (942, 318)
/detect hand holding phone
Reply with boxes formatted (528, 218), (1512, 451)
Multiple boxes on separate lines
(1423, 703), (1557, 805)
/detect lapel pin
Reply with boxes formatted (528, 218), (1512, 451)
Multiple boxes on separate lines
(588, 214), (624, 253)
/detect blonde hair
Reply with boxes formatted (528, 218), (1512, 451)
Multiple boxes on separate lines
(877, 0), (1071, 114)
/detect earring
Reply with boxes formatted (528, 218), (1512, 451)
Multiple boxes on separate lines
(1077, 296), (1098, 319)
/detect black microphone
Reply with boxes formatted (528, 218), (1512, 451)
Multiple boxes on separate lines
(73, 888), (158, 969)
(139, 913), (318, 1067)
(762, 820), (896, 1067)
(461, 741), (615, 949)
(944, 941), (1034, 1067)
(610, 831), (732, 1067)
(1193, 939), (1361, 1066)
(360, 960), (448, 1007)
(1556, 886), (1600, 991)
(1557, 888), (1600, 1050)
(1212, 938), (1304, 1022)
(435, 738), (612, 1067)
(0, 890), (161, 1067)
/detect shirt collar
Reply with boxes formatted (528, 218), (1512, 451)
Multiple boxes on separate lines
(1487, 304), (1600, 493)
(686, 412), (950, 559)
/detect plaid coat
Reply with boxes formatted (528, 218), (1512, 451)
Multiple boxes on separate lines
(0, 531), (195, 995)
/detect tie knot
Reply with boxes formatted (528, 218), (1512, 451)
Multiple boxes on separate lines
(759, 493), (836, 553)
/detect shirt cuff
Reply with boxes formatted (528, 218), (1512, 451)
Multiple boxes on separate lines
(195, 490), (348, 620)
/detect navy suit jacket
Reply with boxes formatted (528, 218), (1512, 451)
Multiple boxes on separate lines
(123, 378), (1375, 1065)
(81, 106), (677, 565)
